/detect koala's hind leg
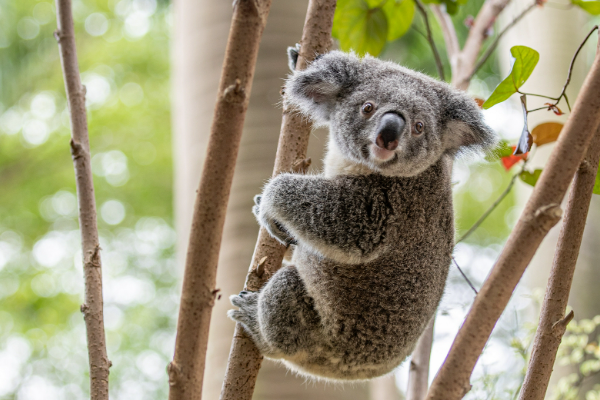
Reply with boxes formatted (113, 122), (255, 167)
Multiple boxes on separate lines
(256, 265), (323, 357)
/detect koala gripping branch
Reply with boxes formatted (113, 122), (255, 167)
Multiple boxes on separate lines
(425, 32), (600, 400)
(219, 1), (336, 400)
(55, 1), (110, 399)
(167, 1), (272, 400)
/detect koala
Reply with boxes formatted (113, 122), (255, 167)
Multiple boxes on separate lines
(228, 50), (496, 381)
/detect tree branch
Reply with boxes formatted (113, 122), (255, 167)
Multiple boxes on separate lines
(469, 1), (538, 79)
(218, 1), (336, 399)
(415, 0), (446, 81)
(453, 0), (512, 90)
(425, 31), (600, 400)
(54, 1), (109, 399)
(518, 124), (600, 400)
(430, 5), (459, 73)
(167, 1), (273, 399)
(407, 317), (435, 400)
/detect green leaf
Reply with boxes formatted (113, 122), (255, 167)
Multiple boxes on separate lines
(593, 163), (600, 195)
(482, 46), (540, 109)
(519, 169), (542, 187)
(572, 0), (600, 14)
(333, 0), (389, 56)
(383, 0), (415, 41)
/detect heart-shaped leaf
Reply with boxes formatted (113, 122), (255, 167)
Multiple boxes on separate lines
(482, 46), (540, 109)
(514, 95), (533, 155)
(572, 0), (600, 14)
(333, 0), (389, 56)
(520, 169), (543, 187)
(383, 0), (415, 41)
(531, 122), (563, 147)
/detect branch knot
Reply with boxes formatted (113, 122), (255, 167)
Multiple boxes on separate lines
(223, 79), (246, 103)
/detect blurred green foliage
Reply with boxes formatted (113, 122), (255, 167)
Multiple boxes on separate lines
(0, 0), (176, 398)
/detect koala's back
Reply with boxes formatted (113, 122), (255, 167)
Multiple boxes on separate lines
(288, 159), (453, 379)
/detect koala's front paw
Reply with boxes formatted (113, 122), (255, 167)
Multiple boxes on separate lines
(252, 192), (296, 246)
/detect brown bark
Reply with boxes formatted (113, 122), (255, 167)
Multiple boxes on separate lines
(425, 34), (600, 400)
(450, 0), (511, 90)
(518, 125), (600, 400)
(219, 1), (336, 399)
(167, 1), (272, 399)
(54, 1), (110, 399)
(407, 318), (435, 400)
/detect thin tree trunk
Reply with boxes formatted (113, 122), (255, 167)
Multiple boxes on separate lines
(167, 1), (272, 399)
(518, 125), (600, 400)
(54, 1), (109, 399)
(425, 33), (600, 400)
(219, 1), (336, 399)
(407, 318), (435, 400)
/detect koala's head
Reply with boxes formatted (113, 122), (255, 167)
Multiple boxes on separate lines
(284, 51), (496, 176)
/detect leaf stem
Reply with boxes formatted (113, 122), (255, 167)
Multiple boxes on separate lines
(517, 91), (558, 101)
(414, 0), (446, 81)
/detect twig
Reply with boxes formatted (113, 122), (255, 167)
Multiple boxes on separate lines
(167, 1), (272, 399)
(453, 0), (512, 90)
(552, 25), (599, 111)
(55, 1), (109, 399)
(407, 317), (435, 400)
(520, 26), (598, 114)
(518, 124), (600, 400)
(219, 1), (336, 399)
(456, 171), (519, 244)
(470, 1), (538, 78)
(452, 257), (478, 295)
(415, 0), (446, 81)
(425, 30), (600, 400)
(430, 5), (459, 64)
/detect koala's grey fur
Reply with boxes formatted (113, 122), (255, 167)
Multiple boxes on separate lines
(228, 51), (496, 381)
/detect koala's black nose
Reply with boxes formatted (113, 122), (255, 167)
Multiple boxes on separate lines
(375, 113), (405, 151)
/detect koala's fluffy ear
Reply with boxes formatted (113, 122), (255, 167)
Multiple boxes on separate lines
(284, 51), (359, 124)
(440, 90), (497, 154)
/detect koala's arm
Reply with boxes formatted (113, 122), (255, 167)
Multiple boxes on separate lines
(255, 173), (394, 264)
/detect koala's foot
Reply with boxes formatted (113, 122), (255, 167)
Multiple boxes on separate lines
(252, 194), (296, 246)
(228, 291), (272, 354)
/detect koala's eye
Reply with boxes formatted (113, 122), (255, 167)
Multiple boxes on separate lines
(361, 102), (375, 115)
(413, 121), (425, 136)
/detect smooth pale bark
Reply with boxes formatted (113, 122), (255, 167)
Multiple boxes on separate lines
(55, 1), (110, 399)
(172, 0), (369, 399)
(168, 1), (273, 399)
(425, 32), (600, 400)
(407, 318), (434, 400)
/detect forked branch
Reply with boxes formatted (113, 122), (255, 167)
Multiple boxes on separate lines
(425, 31), (600, 400)
(219, 1), (337, 399)
(518, 124), (600, 400)
(55, 1), (109, 399)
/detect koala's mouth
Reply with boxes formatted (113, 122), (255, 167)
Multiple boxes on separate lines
(370, 144), (396, 162)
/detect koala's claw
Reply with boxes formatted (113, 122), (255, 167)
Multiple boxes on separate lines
(253, 195), (261, 206)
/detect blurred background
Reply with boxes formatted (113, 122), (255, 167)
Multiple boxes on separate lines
(0, 0), (598, 399)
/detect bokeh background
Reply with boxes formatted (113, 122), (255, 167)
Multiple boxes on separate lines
(0, 0), (598, 399)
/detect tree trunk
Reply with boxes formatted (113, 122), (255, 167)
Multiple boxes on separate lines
(173, 0), (369, 398)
